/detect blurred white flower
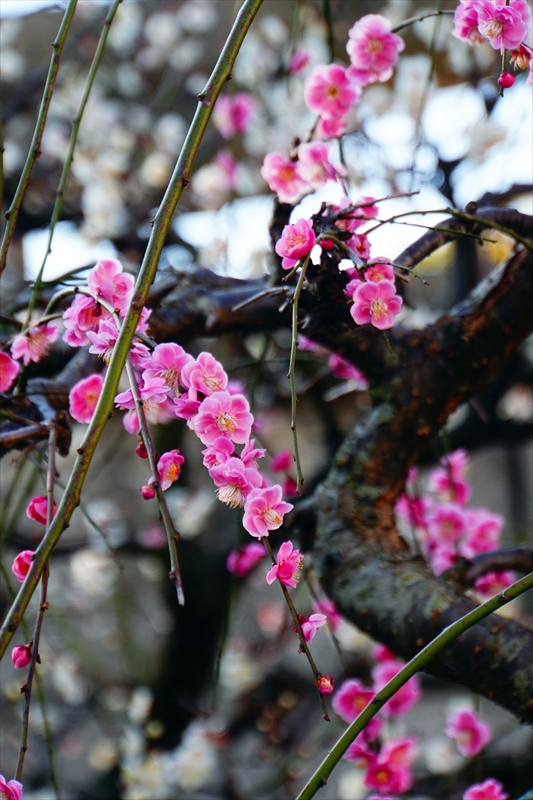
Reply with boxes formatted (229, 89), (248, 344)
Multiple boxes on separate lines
(175, 0), (218, 34)
(69, 548), (119, 596)
(164, 721), (219, 792)
(220, 641), (263, 698)
(108, 2), (143, 55)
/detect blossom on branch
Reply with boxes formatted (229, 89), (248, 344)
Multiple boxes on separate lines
(304, 63), (360, 119)
(346, 14), (405, 86)
(350, 280), (403, 330)
(11, 550), (35, 583)
(475, 1), (529, 51)
(274, 218), (316, 270)
(11, 644), (32, 669)
(243, 486), (293, 538)
(192, 391), (253, 445)
(213, 93), (254, 139)
(209, 456), (262, 507)
(226, 543), (266, 577)
(332, 678), (375, 723)
(87, 258), (134, 311)
(295, 142), (346, 189)
(265, 540), (302, 587)
(154, 450), (185, 491)
(0, 776), (23, 800)
(445, 708), (492, 757)
(26, 495), (57, 526)
(11, 323), (58, 366)
(463, 778), (509, 800)
(0, 351), (20, 392)
(69, 373), (104, 423)
(260, 152), (309, 204)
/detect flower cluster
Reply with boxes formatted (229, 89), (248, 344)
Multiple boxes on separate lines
(261, 141), (345, 205)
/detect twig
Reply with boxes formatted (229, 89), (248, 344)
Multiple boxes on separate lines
(231, 285), (287, 312)
(321, 0), (334, 62)
(391, 8), (454, 34)
(304, 569), (349, 676)
(0, 0), (79, 277)
(288, 255), (310, 494)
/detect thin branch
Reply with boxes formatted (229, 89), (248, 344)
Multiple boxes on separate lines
(465, 548), (533, 584)
(288, 256), (310, 494)
(392, 8), (454, 34)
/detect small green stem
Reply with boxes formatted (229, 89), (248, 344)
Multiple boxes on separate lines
(288, 255), (310, 494)
(296, 571), (533, 800)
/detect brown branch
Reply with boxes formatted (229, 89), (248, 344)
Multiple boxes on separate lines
(465, 548), (533, 584)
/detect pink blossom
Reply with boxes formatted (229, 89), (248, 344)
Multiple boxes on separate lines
(63, 293), (107, 347)
(123, 410), (140, 435)
(140, 485), (156, 500)
(348, 233), (371, 261)
(173, 395), (201, 423)
(11, 322), (58, 366)
(346, 14), (405, 86)
(265, 539), (302, 587)
(193, 391), (253, 445)
(366, 796), (398, 800)
(311, 597), (343, 632)
(327, 353), (368, 388)
(202, 437), (235, 469)
(445, 708), (492, 757)
(155, 449), (185, 491)
(316, 115), (348, 140)
(475, 1), (529, 50)
(26, 495), (56, 526)
(0, 775), (23, 800)
(395, 493), (430, 530)
(289, 49), (311, 74)
(226, 543), (265, 576)
(426, 503), (466, 547)
(316, 675), (335, 695)
(298, 613), (327, 642)
(260, 152), (309, 204)
(463, 778), (509, 800)
(0, 351), (20, 392)
(296, 142), (346, 189)
(304, 64), (360, 119)
(474, 569), (514, 600)
(87, 259), (134, 310)
(210, 457), (262, 507)
(271, 449), (293, 473)
(364, 261), (395, 283)
(428, 448), (471, 504)
(430, 544), (458, 575)
(459, 508), (504, 558)
(498, 71), (515, 88)
(373, 643), (397, 663)
(372, 661), (422, 718)
(364, 737), (417, 795)
(240, 438), (265, 468)
(510, 42), (533, 69)
(453, 1), (486, 45)
(332, 678), (375, 723)
(243, 486), (293, 538)
(344, 740), (376, 768)
(86, 317), (120, 363)
(350, 280), (402, 330)
(142, 343), (194, 396)
(344, 277), (362, 301)
(115, 375), (169, 415)
(180, 352), (228, 400)
(213, 93), (254, 139)
(11, 644), (32, 669)
(275, 218), (316, 270)
(332, 195), (375, 233)
(136, 440), (148, 458)
(69, 373), (104, 423)
(12, 550), (35, 582)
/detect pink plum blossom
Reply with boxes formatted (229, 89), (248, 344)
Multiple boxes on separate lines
(316, 675), (335, 694)
(0, 775), (23, 800)
(304, 64), (360, 119)
(69, 373), (104, 423)
(445, 708), (492, 757)
(364, 737), (417, 795)
(209, 457), (262, 507)
(296, 142), (346, 189)
(155, 450), (185, 491)
(243, 486), (293, 539)
(453, 1), (486, 45)
(474, 569), (514, 600)
(332, 195), (377, 233)
(348, 232), (371, 261)
(430, 544), (458, 575)
(202, 437), (235, 469)
(114, 375), (169, 416)
(346, 14), (405, 86)
(298, 613), (327, 642)
(181, 352), (228, 399)
(271, 449), (293, 473)
(510, 42), (533, 69)
(426, 502), (466, 548)
(311, 597), (343, 632)
(173, 395), (201, 423)
(193, 391), (253, 445)
(428, 448), (471, 504)
(316, 115), (348, 140)
(350, 280), (402, 330)
(364, 261), (395, 283)
(265, 540), (302, 587)
(395, 493), (431, 530)
(0, 351), (20, 392)
(463, 778), (509, 800)
(373, 643), (397, 663)
(12, 550), (35, 582)
(213, 93), (254, 139)
(142, 343), (193, 395)
(26, 495), (57, 526)
(459, 509), (504, 558)
(275, 218), (316, 270)
(11, 644), (32, 669)
(63, 293), (107, 347)
(136, 440), (148, 458)
(240, 438), (265, 468)
(343, 740), (376, 768)
(475, 1), (529, 50)
(327, 353), (368, 388)
(289, 49), (311, 74)
(11, 322), (58, 366)
(372, 661), (422, 718)
(344, 276), (362, 301)
(260, 152), (309, 204)
(226, 543), (266, 576)
(87, 259), (134, 310)
(332, 678), (375, 723)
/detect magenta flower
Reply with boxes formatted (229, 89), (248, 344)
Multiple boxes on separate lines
(11, 322), (58, 366)
(459, 508), (504, 558)
(181, 352), (228, 399)
(193, 391), (253, 445)
(364, 261), (395, 283)
(289, 49), (311, 74)
(346, 14), (405, 86)
(260, 152), (309, 204)
(87, 258), (134, 310)
(372, 661), (421, 718)
(327, 353), (368, 388)
(0, 775), (23, 800)
(240, 438), (266, 468)
(350, 280), (403, 330)
(11, 644), (32, 669)
(348, 232), (371, 261)
(304, 63), (360, 119)
(63, 293), (107, 347)
(365, 736), (417, 795)
(271, 449), (293, 473)
(475, 0), (528, 50)
(155, 450), (185, 491)
(296, 142), (346, 189)
(86, 317), (119, 363)
(210, 456), (262, 507)
(395, 492), (431, 530)
(426, 503), (466, 547)
(474, 569), (514, 599)
(316, 675), (335, 695)
(12, 550), (35, 583)
(316, 114), (348, 140)
(453, 1), (486, 46)
(463, 778), (509, 800)
(445, 708), (492, 757)
(298, 613), (327, 642)
(226, 543), (266, 577)
(142, 343), (194, 396)
(213, 93), (254, 139)
(498, 71), (515, 88)
(311, 597), (343, 632)
(332, 678), (375, 723)
(173, 394), (201, 424)
(69, 373), (104, 423)
(275, 218), (316, 270)
(373, 643), (397, 663)
(343, 740), (376, 768)
(430, 543), (458, 576)
(510, 42), (533, 69)
(243, 486), (293, 539)
(0, 351), (20, 392)
(115, 375), (169, 415)
(26, 495), (57, 526)
(202, 437), (235, 469)
(265, 540), (302, 587)
(140, 485), (156, 500)
(428, 448), (471, 504)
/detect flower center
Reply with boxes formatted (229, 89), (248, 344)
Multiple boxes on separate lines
(204, 374), (224, 393)
(369, 298), (388, 320)
(376, 769), (390, 784)
(263, 507), (282, 528)
(165, 464), (180, 482)
(287, 231), (307, 247)
(217, 484), (245, 508)
(217, 412), (237, 433)
(479, 19), (503, 39)
(280, 165), (296, 181)
(161, 366), (179, 389)
(353, 696), (368, 711)
(326, 85), (339, 99)
(367, 38), (383, 54)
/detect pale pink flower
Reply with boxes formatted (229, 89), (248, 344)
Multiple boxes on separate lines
(153, 449), (185, 491)
(430, 544), (458, 575)
(12, 550), (35, 582)
(474, 569), (514, 600)
(296, 142), (346, 189)
(202, 437), (235, 469)
(316, 674), (335, 694)
(260, 152), (309, 204)
(240, 438), (265, 468)
(348, 232), (371, 261)
(344, 740), (376, 768)
(172, 394), (201, 423)
(332, 678), (375, 723)
(289, 49), (311, 74)
(26, 495), (56, 525)
(271, 449), (293, 473)
(311, 597), (343, 632)
(11, 323), (58, 366)
(0, 351), (20, 392)
(180, 352), (228, 400)
(346, 14), (405, 86)
(210, 456), (262, 507)
(87, 259), (134, 310)
(364, 261), (395, 283)
(328, 353), (368, 388)
(453, 1), (486, 45)
(428, 448), (471, 505)
(87, 317), (150, 366)
(0, 775), (23, 800)
(365, 737), (417, 795)
(142, 343), (194, 396)
(193, 391), (253, 445)
(463, 778), (509, 800)
(63, 293), (107, 347)
(11, 644), (32, 669)
(265, 539), (302, 587)
(316, 114), (348, 140)
(344, 276), (363, 301)
(445, 708), (492, 757)
(226, 543), (265, 576)
(475, 0), (529, 50)
(298, 613), (327, 642)
(213, 93), (254, 139)
(427, 503), (466, 548)
(460, 508), (504, 558)
(114, 375), (169, 415)
(244, 486), (293, 539)
(69, 373), (104, 423)
(350, 280), (403, 330)
(395, 493), (431, 530)
(304, 64), (360, 119)
(275, 218), (316, 270)
(372, 661), (422, 718)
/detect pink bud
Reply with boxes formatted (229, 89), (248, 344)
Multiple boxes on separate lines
(498, 72), (515, 88)
(136, 440), (148, 459)
(140, 485), (156, 500)
(12, 644), (32, 669)
(11, 550), (35, 582)
(316, 674), (335, 694)
(26, 495), (57, 525)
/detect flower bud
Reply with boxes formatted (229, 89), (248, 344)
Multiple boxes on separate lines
(316, 674), (335, 695)
(140, 485), (156, 500)
(136, 440), (148, 459)
(26, 496), (56, 525)
(12, 550), (35, 582)
(12, 644), (32, 669)
(497, 72), (515, 88)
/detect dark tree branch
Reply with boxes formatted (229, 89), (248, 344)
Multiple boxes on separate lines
(464, 548), (533, 584)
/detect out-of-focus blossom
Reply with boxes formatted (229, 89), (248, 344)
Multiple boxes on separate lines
(289, 49), (311, 74)
(202, 437), (235, 469)
(260, 152), (309, 204)
(452, 1), (486, 45)
(63, 294), (107, 347)
(0, 351), (20, 392)
(364, 261), (395, 283)
(426, 503), (466, 547)
(475, 1), (529, 51)
(372, 660), (422, 718)
(304, 64), (360, 119)
(275, 218), (316, 270)
(155, 450), (185, 491)
(140, 485), (156, 500)
(243, 486), (293, 538)
(226, 543), (265, 576)
(193, 391), (253, 445)
(316, 114), (348, 139)
(344, 740), (376, 768)
(181, 352), (228, 399)
(87, 258), (134, 310)
(445, 708), (492, 757)
(346, 14), (405, 86)
(296, 142), (346, 189)
(12, 550), (35, 583)
(11, 644), (32, 669)
(510, 42), (533, 69)
(373, 643), (398, 663)
(498, 71), (515, 88)
(316, 675), (335, 694)
(350, 280), (402, 330)
(210, 456), (262, 507)
(311, 597), (343, 632)
(298, 613), (327, 642)
(332, 678), (375, 723)
(213, 93), (254, 139)
(459, 508), (504, 558)
(327, 353), (369, 388)
(142, 343), (193, 396)
(428, 448), (471, 504)
(364, 737), (417, 795)
(463, 778), (509, 800)
(271, 449), (293, 473)
(136, 440), (148, 458)
(11, 323), (58, 366)
(265, 540), (302, 587)
(69, 373), (104, 423)
(26, 495), (56, 526)
(474, 569), (514, 599)
(0, 776), (23, 800)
